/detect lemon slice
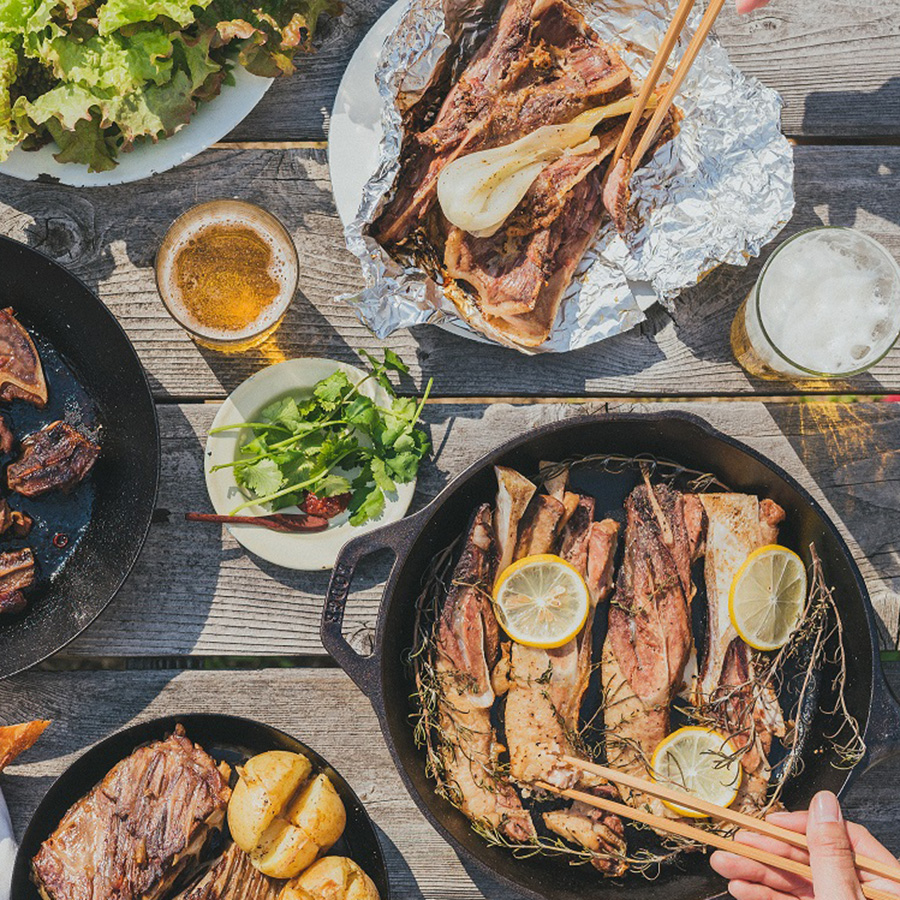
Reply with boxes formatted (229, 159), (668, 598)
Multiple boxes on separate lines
(651, 727), (741, 817)
(729, 544), (807, 652)
(492, 554), (590, 648)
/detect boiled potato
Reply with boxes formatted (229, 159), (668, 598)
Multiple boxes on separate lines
(290, 857), (380, 900)
(228, 751), (312, 852)
(279, 888), (315, 900)
(287, 774), (347, 852)
(251, 819), (320, 878)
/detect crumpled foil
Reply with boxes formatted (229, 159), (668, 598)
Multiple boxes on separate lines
(341, 0), (795, 354)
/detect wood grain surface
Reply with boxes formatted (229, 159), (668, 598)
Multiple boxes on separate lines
(224, 0), (900, 142)
(2, 667), (898, 900)
(59, 399), (900, 659)
(2, 146), (900, 399)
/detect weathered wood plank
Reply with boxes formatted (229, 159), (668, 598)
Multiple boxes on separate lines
(2, 146), (900, 400)
(62, 399), (900, 658)
(226, 0), (900, 141)
(2, 667), (899, 900)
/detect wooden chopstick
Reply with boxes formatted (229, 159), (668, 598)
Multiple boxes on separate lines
(630, 0), (728, 175)
(560, 755), (900, 886)
(611, 0), (697, 169)
(538, 781), (899, 900)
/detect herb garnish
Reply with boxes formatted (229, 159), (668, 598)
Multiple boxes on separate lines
(210, 351), (432, 526)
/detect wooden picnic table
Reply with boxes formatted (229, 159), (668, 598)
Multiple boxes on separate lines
(2, 0), (900, 896)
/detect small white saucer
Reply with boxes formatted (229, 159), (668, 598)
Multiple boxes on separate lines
(205, 358), (417, 570)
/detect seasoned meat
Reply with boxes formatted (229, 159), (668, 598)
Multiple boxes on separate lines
(434, 505), (536, 842)
(0, 498), (33, 538)
(32, 726), (231, 900)
(172, 844), (279, 900)
(0, 414), (15, 454)
(0, 547), (35, 614)
(8, 420), (100, 498)
(0, 307), (48, 408)
(601, 481), (705, 818)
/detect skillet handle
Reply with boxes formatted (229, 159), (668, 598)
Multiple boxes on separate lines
(864, 664), (900, 770)
(321, 515), (420, 698)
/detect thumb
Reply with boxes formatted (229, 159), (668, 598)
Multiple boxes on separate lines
(806, 791), (864, 900)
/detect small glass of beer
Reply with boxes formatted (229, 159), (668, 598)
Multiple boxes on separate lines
(156, 200), (299, 352)
(731, 227), (900, 381)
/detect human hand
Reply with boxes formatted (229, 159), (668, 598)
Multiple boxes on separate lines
(736, 0), (771, 12)
(710, 791), (900, 900)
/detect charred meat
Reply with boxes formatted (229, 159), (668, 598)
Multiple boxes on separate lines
(0, 414), (15, 454)
(8, 420), (100, 498)
(0, 498), (33, 538)
(32, 726), (231, 900)
(0, 547), (35, 614)
(0, 308), (48, 408)
(172, 844), (279, 900)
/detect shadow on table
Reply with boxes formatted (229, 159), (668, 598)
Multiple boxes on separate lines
(764, 401), (900, 648)
(372, 825), (427, 900)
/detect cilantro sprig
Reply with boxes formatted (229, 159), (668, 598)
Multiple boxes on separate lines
(211, 351), (432, 527)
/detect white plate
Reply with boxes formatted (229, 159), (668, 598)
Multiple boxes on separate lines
(205, 358), (417, 571)
(0, 67), (273, 187)
(327, 0), (660, 344)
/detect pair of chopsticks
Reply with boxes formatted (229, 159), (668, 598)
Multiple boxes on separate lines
(536, 755), (900, 900)
(612, 0), (727, 175)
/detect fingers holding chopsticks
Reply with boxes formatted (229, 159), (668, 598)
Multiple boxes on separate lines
(711, 792), (900, 900)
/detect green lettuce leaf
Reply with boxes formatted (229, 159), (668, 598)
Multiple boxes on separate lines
(46, 113), (118, 170)
(98, 0), (214, 33)
(0, 38), (20, 160)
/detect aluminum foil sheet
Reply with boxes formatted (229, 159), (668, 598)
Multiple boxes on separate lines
(341, 0), (795, 354)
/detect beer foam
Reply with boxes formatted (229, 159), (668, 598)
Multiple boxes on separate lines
(158, 208), (298, 342)
(758, 229), (900, 375)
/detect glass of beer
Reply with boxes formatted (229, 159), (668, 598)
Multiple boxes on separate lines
(731, 227), (900, 380)
(156, 200), (299, 352)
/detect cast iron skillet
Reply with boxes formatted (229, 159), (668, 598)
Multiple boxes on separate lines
(0, 235), (158, 678)
(322, 411), (900, 900)
(12, 713), (390, 898)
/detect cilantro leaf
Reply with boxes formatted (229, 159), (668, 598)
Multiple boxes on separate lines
(237, 457), (284, 496)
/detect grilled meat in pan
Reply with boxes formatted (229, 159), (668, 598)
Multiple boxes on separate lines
(0, 307), (48, 408)
(695, 494), (787, 814)
(601, 482), (705, 816)
(8, 420), (99, 498)
(0, 547), (35, 614)
(32, 726), (231, 900)
(172, 843), (280, 900)
(434, 504), (536, 842)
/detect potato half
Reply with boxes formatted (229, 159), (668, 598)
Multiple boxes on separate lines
(251, 820), (320, 878)
(228, 751), (312, 852)
(291, 856), (381, 900)
(287, 774), (347, 853)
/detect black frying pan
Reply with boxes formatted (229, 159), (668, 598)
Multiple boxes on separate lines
(0, 235), (159, 677)
(322, 412), (900, 900)
(11, 713), (391, 899)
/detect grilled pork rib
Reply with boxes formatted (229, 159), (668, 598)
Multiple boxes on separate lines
(601, 482), (705, 815)
(32, 727), (231, 900)
(172, 844), (279, 900)
(8, 420), (100, 498)
(434, 504), (535, 842)
(695, 494), (787, 813)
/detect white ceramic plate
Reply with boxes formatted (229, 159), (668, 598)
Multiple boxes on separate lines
(0, 67), (273, 188)
(327, 0), (660, 345)
(205, 358), (417, 571)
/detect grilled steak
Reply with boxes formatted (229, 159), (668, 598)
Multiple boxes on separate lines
(8, 420), (100, 498)
(0, 307), (48, 408)
(172, 843), (279, 900)
(32, 727), (231, 900)
(0, 547), (35, 614)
